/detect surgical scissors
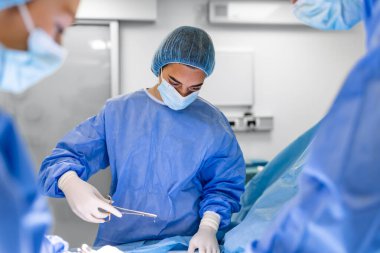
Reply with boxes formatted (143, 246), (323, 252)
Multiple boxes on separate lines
(106, 195), (158, 221)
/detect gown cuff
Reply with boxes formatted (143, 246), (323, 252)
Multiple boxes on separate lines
(200, 211), (221, 232)
(58, 171), (78, 191)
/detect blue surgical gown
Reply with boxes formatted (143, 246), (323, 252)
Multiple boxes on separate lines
(38, 89), (246, 246)
(250, 0), (380, 252)
(225, 125), (317, 253)
(0, 109), (51, 252)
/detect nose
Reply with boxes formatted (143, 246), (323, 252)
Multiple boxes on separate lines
(176, 86), (190, 97)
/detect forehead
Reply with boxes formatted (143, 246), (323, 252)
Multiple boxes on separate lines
(164, 63), (206, 79)
(30, 0), (79, 17)
(164, 64), (206, 85)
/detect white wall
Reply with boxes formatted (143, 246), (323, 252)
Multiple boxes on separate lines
(120, 0), (366, 161)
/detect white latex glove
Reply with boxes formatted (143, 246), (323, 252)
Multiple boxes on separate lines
(188, 211), (221, 253)
(40, 235), (69, 253)
(58, 171), (122, 223)
(81, 244), (123, 253)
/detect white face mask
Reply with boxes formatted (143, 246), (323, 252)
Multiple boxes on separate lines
(0, 4), (68, 94)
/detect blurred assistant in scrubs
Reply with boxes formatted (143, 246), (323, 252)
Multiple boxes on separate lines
(250, 0), (380, 252)
(39, 26), (246, 253)
(0, 0), (80, 252)
(292, 0), (363, 30)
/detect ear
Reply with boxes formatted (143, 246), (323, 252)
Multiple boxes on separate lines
(157, 69), (163, 84)
(160, 67), (166, 80)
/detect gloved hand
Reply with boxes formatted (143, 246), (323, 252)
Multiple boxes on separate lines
(81, 244), (123, 253)
(58, 171), (122, 223)
(40, 235), (69, 253)
(188, 211), (221, 253)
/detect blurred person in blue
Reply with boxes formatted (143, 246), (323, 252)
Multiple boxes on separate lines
(38, 26), (246, 253)
(249, 0), (380, 252)
(0, 0), (80, 252)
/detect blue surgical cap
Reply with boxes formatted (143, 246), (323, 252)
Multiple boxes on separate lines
(151, 26), (215, 77)
(0, 0), (29, 11)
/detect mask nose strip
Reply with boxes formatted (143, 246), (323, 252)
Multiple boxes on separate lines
(17, 4), (35, 34)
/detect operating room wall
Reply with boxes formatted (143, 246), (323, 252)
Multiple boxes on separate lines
(120, 0), (366, 161)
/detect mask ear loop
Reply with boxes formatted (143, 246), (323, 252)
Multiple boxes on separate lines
(17, 4), (35, 34)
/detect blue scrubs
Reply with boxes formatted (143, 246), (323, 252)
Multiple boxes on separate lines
(39, 89), (245, 246)
(250, 0), (380, 252)
(224, 125), (317, 253)
(0, 109), (51, 253)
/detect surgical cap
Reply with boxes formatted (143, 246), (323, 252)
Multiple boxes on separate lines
(151, 26), (215, 77)
(0, 0), (29, 11)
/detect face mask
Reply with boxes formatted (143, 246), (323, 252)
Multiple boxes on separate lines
(293, 0), (363, 31)
(157, 71), (199, 111)
(0, 4), (67, 94)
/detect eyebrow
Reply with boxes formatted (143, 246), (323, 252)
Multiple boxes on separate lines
(168, 75), (203, 87)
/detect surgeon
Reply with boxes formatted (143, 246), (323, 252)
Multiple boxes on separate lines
(0, 0), (80, 252)
(38, 26), (246, 253)
(249, 0), (380, 252)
